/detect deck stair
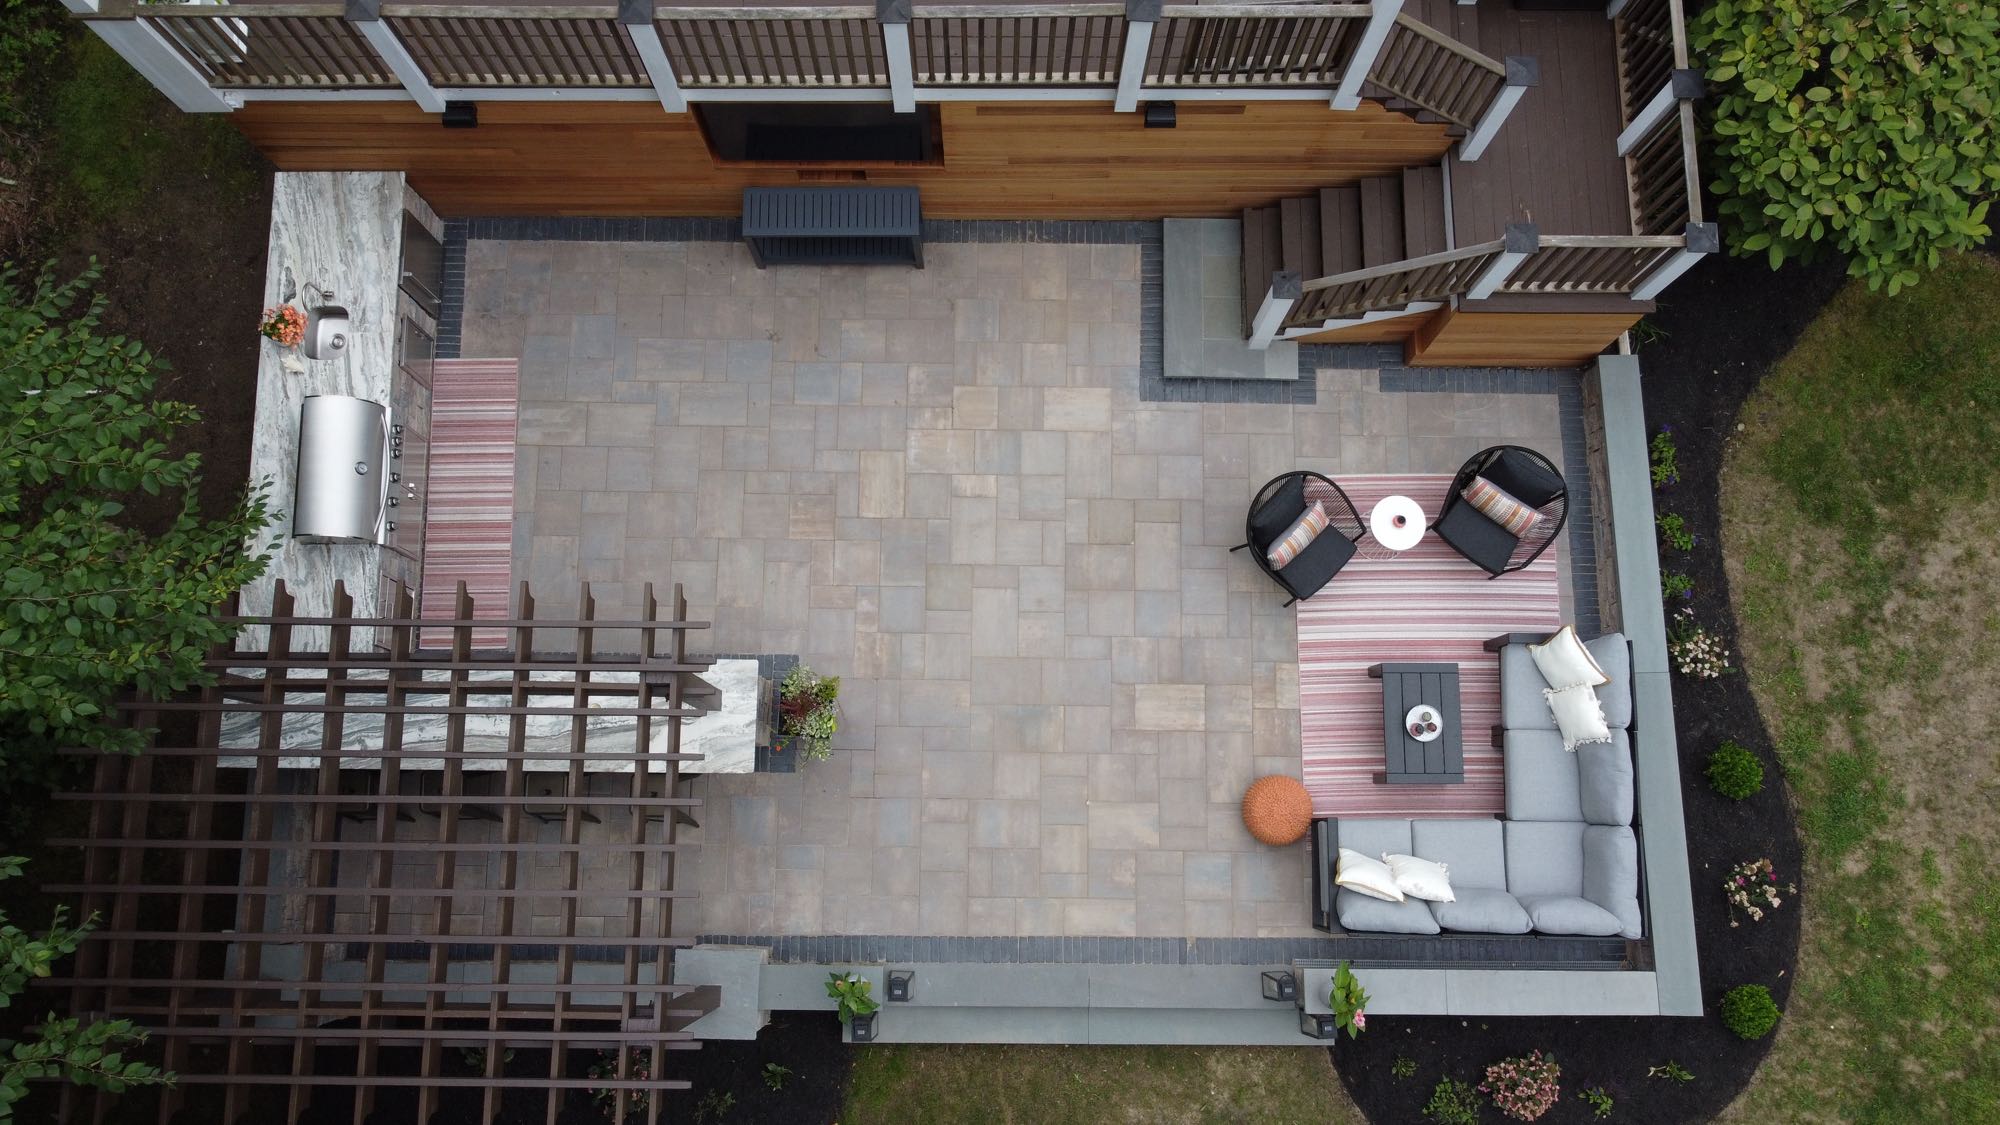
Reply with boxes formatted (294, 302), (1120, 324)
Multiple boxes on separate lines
(1241, 163), (1449, 337)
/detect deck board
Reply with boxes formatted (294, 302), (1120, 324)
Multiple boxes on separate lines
(1410, 0), (1632, 244)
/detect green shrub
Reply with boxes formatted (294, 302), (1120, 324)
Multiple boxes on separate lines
(1707, 742), (1766, 800)
(1423, 1077), (1483, 1125)
(1721, 984), (1782, 1040)
(1691, 0), (2000, 294)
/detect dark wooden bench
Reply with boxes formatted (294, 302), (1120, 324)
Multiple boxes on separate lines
(741, 186), (924, 269)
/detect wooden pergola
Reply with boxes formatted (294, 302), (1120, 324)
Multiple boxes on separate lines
(50, 579), (721, 1125)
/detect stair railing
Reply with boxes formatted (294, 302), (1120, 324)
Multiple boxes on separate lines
(1254, 220), (1723, 344)
(1611, 0), (1704, 234)
(1365, 13), (1533, 161)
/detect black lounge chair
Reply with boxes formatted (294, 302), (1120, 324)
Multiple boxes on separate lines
(1432, 445), (1568, 577)
(1231, 471), (1366, 606)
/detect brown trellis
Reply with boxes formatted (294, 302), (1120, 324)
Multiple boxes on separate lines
(50, 579), (721, 1125)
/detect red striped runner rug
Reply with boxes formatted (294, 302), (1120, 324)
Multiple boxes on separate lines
(419, 358), (519, 649)
(1296, 474), (1562, 819)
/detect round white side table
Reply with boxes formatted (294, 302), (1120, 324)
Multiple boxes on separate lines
(1368, 495), (1427, 554)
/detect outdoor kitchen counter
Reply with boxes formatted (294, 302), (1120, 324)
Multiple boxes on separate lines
(239, 171), (441, 651)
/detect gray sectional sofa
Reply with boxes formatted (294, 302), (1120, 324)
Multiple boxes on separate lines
(1309, 631), (1644, 939)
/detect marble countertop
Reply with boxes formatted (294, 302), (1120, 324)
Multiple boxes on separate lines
(238, 171), (441, 651)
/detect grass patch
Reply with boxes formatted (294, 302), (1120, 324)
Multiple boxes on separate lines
(843, 1044), (1357, 1125)
(43, 35), (259, 221)
(1721, 252), (2000, 1122)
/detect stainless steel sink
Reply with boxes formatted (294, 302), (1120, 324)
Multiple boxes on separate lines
(305, 304), (350, 359)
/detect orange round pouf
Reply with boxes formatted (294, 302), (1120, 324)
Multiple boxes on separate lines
(1241, 775), (1313, 846)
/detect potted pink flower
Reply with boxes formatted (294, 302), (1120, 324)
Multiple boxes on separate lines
(1329, 960), (1369, 1039)
(259, 304), (305, 348)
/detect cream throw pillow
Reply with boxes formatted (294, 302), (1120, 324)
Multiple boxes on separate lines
(1529, 624), (1609, 690)
(1544, 683), (1612, 751)
(1384, 853), (1456, 903)
(1335, 848), (1405, 902)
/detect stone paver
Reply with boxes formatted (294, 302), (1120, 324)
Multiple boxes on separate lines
(460, 237), (1570, 940)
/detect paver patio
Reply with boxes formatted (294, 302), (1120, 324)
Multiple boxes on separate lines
(458, 236), (1572, 940)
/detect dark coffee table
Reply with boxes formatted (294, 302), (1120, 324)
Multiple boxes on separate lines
(1366, 662), (1464, 784)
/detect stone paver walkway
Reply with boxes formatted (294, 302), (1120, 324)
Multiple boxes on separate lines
(459, 236), (1568, 939)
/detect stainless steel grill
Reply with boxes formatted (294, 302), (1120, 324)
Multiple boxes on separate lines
(293, 394), (390, 543)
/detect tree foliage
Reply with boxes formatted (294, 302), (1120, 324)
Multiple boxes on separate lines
(1693, 0), (2000, 293)
(0, 262), (272, 762)
(0, 857), (172, 1120)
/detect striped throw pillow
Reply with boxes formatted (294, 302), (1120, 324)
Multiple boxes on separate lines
(1462, 475), (1543, 537)
(1266, 501), (1330, 569)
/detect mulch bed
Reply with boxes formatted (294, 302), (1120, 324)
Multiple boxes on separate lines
(1331, 249), (1845, 1123)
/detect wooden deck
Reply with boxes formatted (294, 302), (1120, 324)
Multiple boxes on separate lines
(1409, 0), (1632, 244)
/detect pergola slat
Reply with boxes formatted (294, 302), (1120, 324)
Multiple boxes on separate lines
(52, 578), (719, 1123)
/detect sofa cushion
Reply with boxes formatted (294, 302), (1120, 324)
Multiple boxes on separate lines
(1500, 644), (1559, 730)
(1434, 498), (1519, 575)
(1504, 820), (1587, 898)
(1583, 825), (1643, 938)
(1528, 624), (1608, 690)
(1463, 476), (1543, 537)
(1502, 730), (1582, 822)
(1585, 633), (1631, 729)
(1336, 848), (1404, 902)
(1430, 888), (1533, 934)
(1545, 684), (1613, 751)
(1275, 525), (1357, 601)
(1515, 894), (1625, 936)
(1410, 818), (1508, 890)
(1578, 735), (1635, 826)
(1249, 474), (1307, 546)
(1335, 818), (1414, 859)
(1337, 887), (1441, 934)
(1483, 447), (1565, 509)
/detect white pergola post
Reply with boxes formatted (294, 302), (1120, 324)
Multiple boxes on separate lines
(1632, 222), (1719, 300)
(72, 0), (234, 113)
(1617, 69), (1703, 155)
(1248, 271), (1302, 350)
(1331, 0), (1403, 110)
(1466, 223), (1539, 299)
(619, 0), (686, 112)
(346, 0), (444, 114)
(1458, 56), (1536, 162)
(880, 0), (916, 113)
(1115, 0), (1159, 113)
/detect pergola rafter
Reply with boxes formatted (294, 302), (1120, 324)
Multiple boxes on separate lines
(51, 578), (719, 1125)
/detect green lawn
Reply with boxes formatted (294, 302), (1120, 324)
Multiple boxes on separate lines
(843, 1044), (1359, 1125)
(1720, 251), (2000, 1122)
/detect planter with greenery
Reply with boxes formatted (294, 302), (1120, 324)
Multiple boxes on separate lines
(826, 972), (879, 1041)
(1328, 960), (1369, 1039)
(777, 666), (841, 763)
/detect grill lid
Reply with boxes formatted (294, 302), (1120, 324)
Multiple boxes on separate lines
(294, 395), (389, 542)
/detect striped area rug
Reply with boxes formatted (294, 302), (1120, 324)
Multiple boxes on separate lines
(420, 359), (519, 649)
(1297, 474), (1562, 818)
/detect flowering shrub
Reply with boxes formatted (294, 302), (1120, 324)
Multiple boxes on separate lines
(1725, 857), (1797, 927)
(258, 304), (305, 348)
(1721, 984), (1781, 1040)
(1329, 960), (1369, 1039)
(1650, 426), (1680, 488)
(1482, 1051), (1561, 1122)
(1706, 741), (1764, 799)
(1669, 609), (1731, 679)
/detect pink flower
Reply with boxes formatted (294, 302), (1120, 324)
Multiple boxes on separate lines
(1352, 1011), (1366, 1030)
